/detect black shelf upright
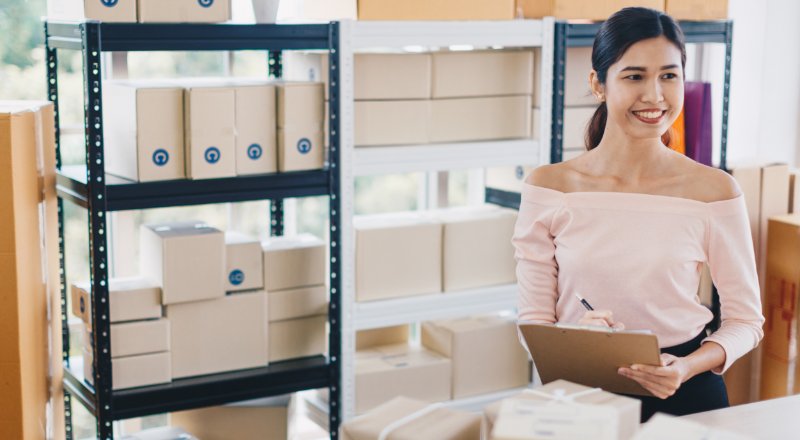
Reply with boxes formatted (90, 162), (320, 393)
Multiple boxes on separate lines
(45, 20), (342, 439)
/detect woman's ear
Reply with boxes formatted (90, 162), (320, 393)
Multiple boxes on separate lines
(589, 70), (605, 102)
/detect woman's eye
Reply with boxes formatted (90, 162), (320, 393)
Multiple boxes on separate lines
(662, 73), (678, 79)
(625, 74), (642, 80)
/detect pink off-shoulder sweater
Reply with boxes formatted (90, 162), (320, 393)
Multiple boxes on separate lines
(512, 184), (765, 374)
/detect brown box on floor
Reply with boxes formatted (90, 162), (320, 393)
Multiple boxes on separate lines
(430, 96), (531, 143)
(760, 215), (800, 399)
(166, 290), (269, 378)
(341, 397), (481, 440)
(518, 0), (664, 20)
(0, 102), (58, 440)
(277, 82), (325, 171)
(140, 221), (225, 305)
(430, 206), (518, 292)
(355, 344), (451, 414)
(71, 277), (162, 325)
(665, 0), (727, 20)
(138, 0), (231, 23)
(422, 315), (530, 399)
(357, 0), (515, 20)
(103, 81), (185, 182)
(47, 0), (137, 22)
(354, 212), (443, 301)
(431, 50), (534, 99)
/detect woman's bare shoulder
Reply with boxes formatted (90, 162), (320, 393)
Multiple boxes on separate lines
(681, 159), (742, 202)
(524, 162), (575, 191)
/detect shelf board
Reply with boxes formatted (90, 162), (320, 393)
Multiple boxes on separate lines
(65, 355), (331, 420)
(354, 284), (517, 330)
(566, 20), (730, 47)
(352, 139), (540, 177)
(485, 187), (522, 210)
(45, 21), (332, 52)
(351, 19), (545, 49)
(56, 165), (330, 211)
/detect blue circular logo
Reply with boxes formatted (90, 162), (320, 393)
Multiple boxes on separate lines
(205, 147), (221, 164)
(152, 149), (169, 166)
(101, 0), (119, 7)
(79, 296), (86, 313)
(229, 270), (244, 286)
(297, 138), (312, 155)
(198, 0), (214, 7)
(515, 166), (524, 180)
(248, 143), (263, 160)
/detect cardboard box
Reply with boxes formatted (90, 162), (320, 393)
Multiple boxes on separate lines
(355, 100), (431, 147)
(760, 214), (800, 399)
(484, 380), (640, 440)
(277, 0), (356, 22)
(518, 0), (665, 20)
(269, 314), (327, 362)
(790, 171), (800, 214)
(171, 404), (289, 440)
(355, 345), (452, 414)
(432, 50), (534, 99)
(665, 0), (727, 20)
(138, 0), (231, 23)
(759, 164), (790, 294)
(103, 82), (185, 182)
(358, 0), (516, 20)
(431, 206), (517, 292)
(166, 290), (269, 378)
(267, 285), (328, 322)
(560, 47), (596, 107)
(84, 349), (172, 390)
(184, 85), (236, 179)
(121, 427), (197, 440)
(262, 233), (326, 291)
(47, 0), (137, 22)
(356, 325), (410, 351)
(71, 277), (162, 325)
(84, 319), (170, 358)
(140, 221), (225, 305)
(430, 96), (531, 143)
(0, 102), (58, 440)
(277, 82), (325, 171)
(233, 82), (277, 176)
(341, 396), (481, 440)
(422, 315), (530, 399)
(634, 414), (752, 440)
(563, 106), (597, 149)
(354, 213), (443, 301)
(225, 231), (264, 292)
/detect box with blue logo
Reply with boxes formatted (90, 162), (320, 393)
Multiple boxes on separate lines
(47, 0), (137, 22)
(70, 277), (162, 325)
(276, 82), (325, 172)
(232, 81), (277, 176)
(103, 81), (185, 182)
(138, 0), (231, 23)
(224, 231), (263, 292)
(183, 84), (237, 180)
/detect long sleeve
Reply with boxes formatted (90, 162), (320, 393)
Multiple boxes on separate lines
(512, 188), (562, 324)
(702, 196), (765, 374)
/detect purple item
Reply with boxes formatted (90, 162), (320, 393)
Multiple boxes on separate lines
(683, 81), (713, 166)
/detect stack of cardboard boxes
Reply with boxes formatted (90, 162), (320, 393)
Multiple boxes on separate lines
(47, 0), (232, 23)
(71, 223), (328, 389)
(103, 79), (324, 183)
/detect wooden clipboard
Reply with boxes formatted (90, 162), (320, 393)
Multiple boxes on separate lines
(519, 322), (662, 396)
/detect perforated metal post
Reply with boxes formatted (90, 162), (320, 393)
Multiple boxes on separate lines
(82, 21), (114, 440)
(268, 50), (285, 237)
(551, 21), (567, 164)
(327, 21), (341, 439)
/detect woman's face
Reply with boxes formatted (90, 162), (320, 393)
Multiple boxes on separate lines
(595, 36), (684, 143)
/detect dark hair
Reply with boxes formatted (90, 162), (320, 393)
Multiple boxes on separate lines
(585, 7), (686, 150)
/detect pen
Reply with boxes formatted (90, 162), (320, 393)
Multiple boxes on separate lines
(575, 293), (595, 311)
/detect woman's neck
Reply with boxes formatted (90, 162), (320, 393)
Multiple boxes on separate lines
(587, 128), (672, 184)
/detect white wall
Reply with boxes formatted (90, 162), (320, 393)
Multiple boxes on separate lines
(726, 0), (800, 166)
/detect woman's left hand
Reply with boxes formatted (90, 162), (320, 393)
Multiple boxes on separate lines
(618, 353), (691, 399)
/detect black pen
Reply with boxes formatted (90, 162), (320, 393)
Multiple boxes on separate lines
(575, 293), (595, 311)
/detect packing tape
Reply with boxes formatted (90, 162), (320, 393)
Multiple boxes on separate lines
(377, 402), (444, 440)
(522, 386), (603, 404)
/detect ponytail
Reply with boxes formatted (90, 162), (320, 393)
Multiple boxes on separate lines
(583, 102), (675, 151)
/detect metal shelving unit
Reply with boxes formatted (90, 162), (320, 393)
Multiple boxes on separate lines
(45, 21), (341, 439)
(336, 18), (555, 421)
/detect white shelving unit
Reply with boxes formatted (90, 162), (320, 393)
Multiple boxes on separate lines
(336, 18), (555, 421)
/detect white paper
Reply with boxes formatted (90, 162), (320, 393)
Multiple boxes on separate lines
(492, 398), (620, 440)
(632, 414), (754, 440)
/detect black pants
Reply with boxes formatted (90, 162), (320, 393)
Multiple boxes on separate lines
(621, 331), (729, 422)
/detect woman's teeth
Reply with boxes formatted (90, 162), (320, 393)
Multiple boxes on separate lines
(633, 110), (663, 119)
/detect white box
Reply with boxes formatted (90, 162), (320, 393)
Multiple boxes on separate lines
(84, 349), (171, 390)
(233, 82), (278, 176)
(166, 290), (269, 379)
(103, 81), (185, 182)
(71, 277), (162, 325)
(225, 231), (264, 292)
(184, 85), (236, 179)
(262, 234), (326, 291)
(431, 50), (534, 98)
(83, 319), (170, 358)
(139, 221), (225, 305)
(47, 0), (137, 22)
(138, 0), (231, 23)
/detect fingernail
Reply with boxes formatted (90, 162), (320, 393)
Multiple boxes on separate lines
(631, 365), (639, 371)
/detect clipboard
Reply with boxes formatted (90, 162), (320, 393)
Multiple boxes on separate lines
(519, 322), (662, 396)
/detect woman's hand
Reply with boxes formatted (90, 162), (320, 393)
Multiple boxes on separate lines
(618, 353), (691, 399)
(578, 310), (625, 329)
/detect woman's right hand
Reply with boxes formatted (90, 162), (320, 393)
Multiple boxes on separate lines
(578, 310), (625, 330)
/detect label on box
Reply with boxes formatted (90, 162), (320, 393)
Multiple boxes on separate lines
(493, 399), (619, 440)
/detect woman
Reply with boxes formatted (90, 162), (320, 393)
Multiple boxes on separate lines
(512, 7), (764, 421)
